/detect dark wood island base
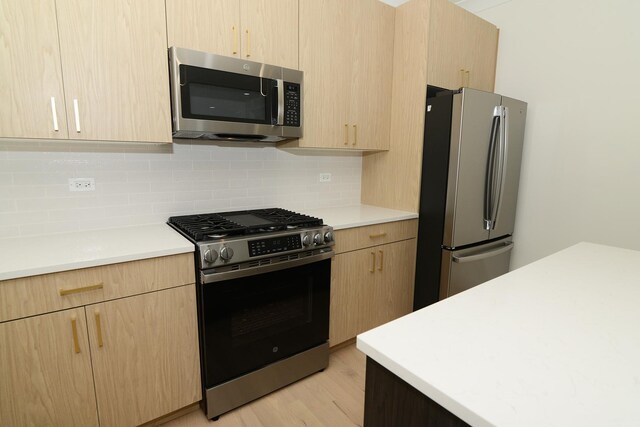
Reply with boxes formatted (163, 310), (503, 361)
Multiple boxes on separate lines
(364, 357), (470, 427)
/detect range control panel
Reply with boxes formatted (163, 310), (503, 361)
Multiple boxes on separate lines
(284, 83), (300, 127)
(248, 234), (302, 257)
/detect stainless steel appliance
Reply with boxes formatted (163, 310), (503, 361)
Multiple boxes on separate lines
(169, 47), (302, 142)
(168, 208), (333, 420)
(414, 87), (527, 309)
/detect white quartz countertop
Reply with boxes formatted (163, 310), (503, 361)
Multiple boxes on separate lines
(357, 242), (640, 427)
(301, 204), (418, 230)
(0, 224), (194, 281)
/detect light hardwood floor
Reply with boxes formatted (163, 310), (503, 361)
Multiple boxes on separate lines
(162, 344), (366, 426)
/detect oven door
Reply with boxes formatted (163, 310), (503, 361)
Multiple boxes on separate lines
(199, 253), (331, 388)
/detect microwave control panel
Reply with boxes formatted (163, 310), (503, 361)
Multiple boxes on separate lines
(284, 83), (301, 127)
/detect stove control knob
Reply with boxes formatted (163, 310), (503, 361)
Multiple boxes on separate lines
(313, 233), (323, 245)
(220, 246), (234, 261)
(324, 231), (334, 243)
(204, 248), (218, 263)
(302, 234), (311, 247)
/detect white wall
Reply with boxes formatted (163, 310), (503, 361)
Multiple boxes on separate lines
(0, 141), (361, 238)
(478, 0), (640, 267)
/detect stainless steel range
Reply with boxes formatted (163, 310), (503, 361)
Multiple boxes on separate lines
(168, 208), (334, 420)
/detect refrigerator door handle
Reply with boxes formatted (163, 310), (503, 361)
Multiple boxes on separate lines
(484, 108), (501, 230)
(491, 106), (509, 230)
(452, 242), (514, 263)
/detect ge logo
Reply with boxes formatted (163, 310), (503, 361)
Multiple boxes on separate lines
(272, 346), (279, 353)
(243, 64), (250, 71)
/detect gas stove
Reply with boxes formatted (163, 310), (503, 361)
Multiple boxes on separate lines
(168, 208), (334, 269)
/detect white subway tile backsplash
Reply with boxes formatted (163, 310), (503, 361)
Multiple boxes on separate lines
(0, 142), (361, 236)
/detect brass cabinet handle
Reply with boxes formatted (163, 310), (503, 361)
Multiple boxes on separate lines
(378, 250), (384, 271)
(370, 252), (376, 273)
(246, 29), (250, 57)
(344, 124), (349, 145)
(71, 316), (80, 354)
(232, 26), (238, 55)
(59, 282), (104, 296)
(352, 124), (357, 146)
(95, 310), (104, 348)
(73, 99), (81, 133)
(369, 232), (387, 239)
(50, 96), (59, 131)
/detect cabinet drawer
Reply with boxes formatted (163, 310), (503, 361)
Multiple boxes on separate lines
(0, 253), (195, 323)
(333, 219), (418, 254)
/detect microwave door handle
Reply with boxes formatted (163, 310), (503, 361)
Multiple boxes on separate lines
(276, 79), (284, 126)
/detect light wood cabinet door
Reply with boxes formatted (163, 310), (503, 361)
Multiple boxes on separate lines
(0, 0), (69, 139)
(329, 247), (377, 346)
(297, 0), (352, 149)
(55, 0), (172, 143)
(240, 0), (298, 69)
(166, 0), (240, 57)
(0, 308), (99, 427)
(86, 285), (201, 427)
(349, 0), (394, 151)
(427, 0), (498, 92)
(372, 239), (416, 327)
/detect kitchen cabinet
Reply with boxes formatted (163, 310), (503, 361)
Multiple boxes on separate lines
(166, 0), (298, 69)
(0, 308), (99, 427)
(330, 220), (417, 347)
(280, 0), (394, 151)
(0, 0), (171, 143)
(0, 0), (69, 140)
(427, 0), (499, 92)
(0, 254), (200, 427)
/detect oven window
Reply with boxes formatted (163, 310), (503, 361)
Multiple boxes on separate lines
(200, 259), (330, 387)
(189, 84), (265, 121)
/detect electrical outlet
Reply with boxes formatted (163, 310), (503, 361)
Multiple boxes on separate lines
(319, 173), (332, 183)
(68, 178), (95, 192)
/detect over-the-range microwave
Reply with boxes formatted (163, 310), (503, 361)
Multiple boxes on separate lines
(169, 47), (302, 142)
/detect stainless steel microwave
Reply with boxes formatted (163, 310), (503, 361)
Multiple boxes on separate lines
(169, 47), (303, 142)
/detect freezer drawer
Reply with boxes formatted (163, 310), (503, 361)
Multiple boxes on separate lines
(440, 238), (513, 299)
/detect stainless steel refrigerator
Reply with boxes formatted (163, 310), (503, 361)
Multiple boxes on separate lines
(413, 87), (527, 310)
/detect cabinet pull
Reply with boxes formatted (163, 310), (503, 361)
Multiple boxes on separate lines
(465, 70), (470, 87)
(71, 316), (80, 353)
(344, 124), (349, 145)
(50, 97), (59, 131)
(369, 232), (387, 239)
(370, 252), (376, 273)
(73, 98), (81, 133)
(95, 310), (103, 348)
(352, 124), (357, 146)
(232, 26), (238, 55)
(246, 29), (251, 58)
(378, 250), (384, 271)
(59, 282), (104, 296)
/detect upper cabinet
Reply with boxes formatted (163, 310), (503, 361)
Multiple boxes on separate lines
(280, 0), (394, 151)
(427, 0), (499, 92)
(166, 0), (299, 70)
(0, 0), (172, 143)
(0, 0), (69, 140)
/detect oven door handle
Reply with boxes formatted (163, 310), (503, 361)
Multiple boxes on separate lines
(201, 250), (335, 284)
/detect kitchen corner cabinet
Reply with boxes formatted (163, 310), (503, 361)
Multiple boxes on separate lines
(0, 0), (172, 143)
(427, 0), (499, 92)
(330, 220), (418, 347)
(280, 0), (394, 151)
(166, 0), (298, 70)
(0, 254), (200, 427)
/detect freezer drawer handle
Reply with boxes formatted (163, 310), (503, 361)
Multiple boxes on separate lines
(452, 243), (514, 263)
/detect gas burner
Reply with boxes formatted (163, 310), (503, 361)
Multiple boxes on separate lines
(168, 208), (323, 242)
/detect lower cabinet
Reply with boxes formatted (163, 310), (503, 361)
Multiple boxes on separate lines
(0, 308), (99, 427)
(0, 284), (200, 427)
(330, 238), (416, 347)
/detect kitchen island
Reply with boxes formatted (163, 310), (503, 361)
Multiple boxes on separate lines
(357, 242), (640, 426)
